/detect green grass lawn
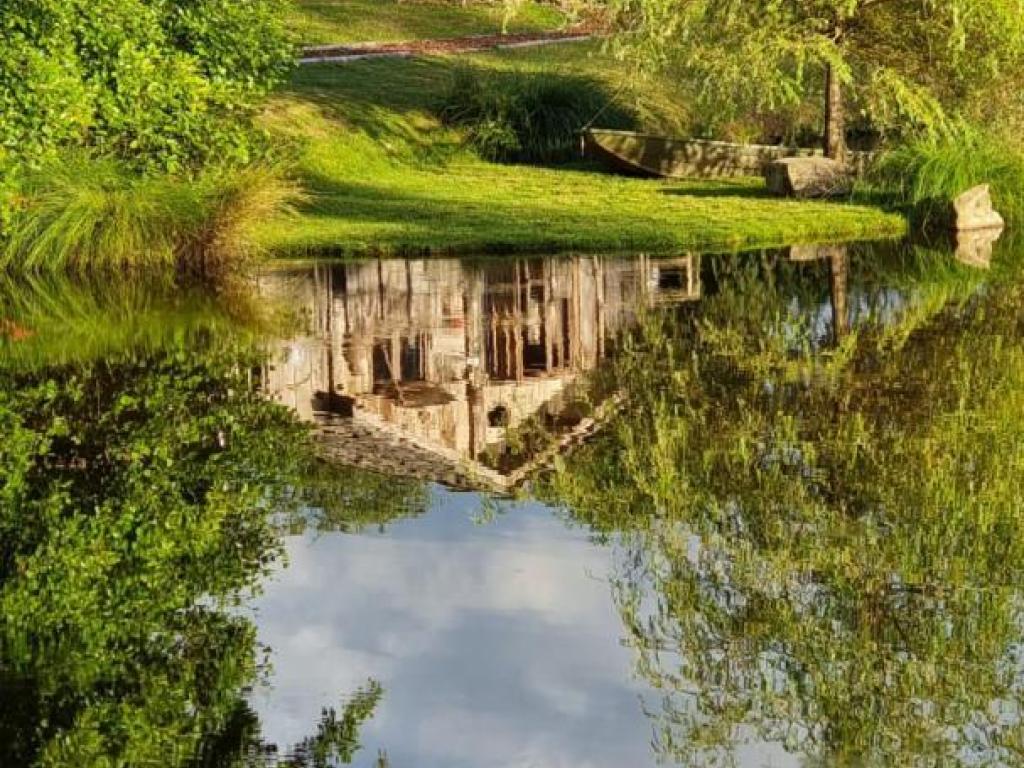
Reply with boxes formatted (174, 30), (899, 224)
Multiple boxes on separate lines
(289, 0), (569, 45)
(258, 41), (907, 257)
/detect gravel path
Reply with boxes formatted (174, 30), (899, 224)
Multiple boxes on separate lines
(299, 29), (593, 64)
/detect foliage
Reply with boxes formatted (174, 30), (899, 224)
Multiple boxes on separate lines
(439, 66), (637, 163)
(870, 125), (1024, 228)
(0, 0), (294, 173)
(0, 269), (425, 765)
(289, 462), (430, 535)
(0, 155), (301, 272)
(193, 680), (387, 767)
(605, 0), (1024, 147)
(281, 680), (385, 767)
(542, 241), (1024, 764)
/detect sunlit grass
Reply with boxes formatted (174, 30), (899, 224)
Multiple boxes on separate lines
(258, 48), (907, 257)
(288, 0), (569, 45)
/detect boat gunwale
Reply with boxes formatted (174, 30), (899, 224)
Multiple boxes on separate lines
(582, 127), (875, 159)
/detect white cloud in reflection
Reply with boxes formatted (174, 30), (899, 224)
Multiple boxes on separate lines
(248, 496), (653, 767)
(248, 491), (802, 768)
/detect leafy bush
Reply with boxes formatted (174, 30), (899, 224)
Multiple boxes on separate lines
(439, 67), (638, 164)
(870, 126), (1024, 227)
(0, 155), (301, 272)
(0, 0), (294, 173)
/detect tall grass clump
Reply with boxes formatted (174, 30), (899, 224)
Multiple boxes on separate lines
(0, 156), (301, 273)
(438, 67), (637, 164)
(870, 126), (1024, 228)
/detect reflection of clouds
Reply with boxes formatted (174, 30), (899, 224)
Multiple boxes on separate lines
(249, 494), (654, 767)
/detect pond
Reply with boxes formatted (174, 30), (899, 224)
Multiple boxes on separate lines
(2, 233), (1024, 767)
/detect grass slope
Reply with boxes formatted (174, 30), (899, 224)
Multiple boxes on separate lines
(259, 41), (907, 257)
(289, 0), (569, 45)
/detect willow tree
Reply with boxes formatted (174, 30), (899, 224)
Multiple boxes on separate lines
(609, 0), (1024, 158)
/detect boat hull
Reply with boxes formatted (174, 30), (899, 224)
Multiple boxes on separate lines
(583, 129), (871, 179)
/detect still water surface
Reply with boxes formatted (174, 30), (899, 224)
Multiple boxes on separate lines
(2, 237), (1023, 766)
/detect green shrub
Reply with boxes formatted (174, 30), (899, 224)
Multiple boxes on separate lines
(0, 156), (301, 272)
(439, 67), (638, 164)
(870, 126), (1024, 228)
(0, 0), (294, 173)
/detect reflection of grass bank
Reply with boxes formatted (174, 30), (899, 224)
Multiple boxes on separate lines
(0, 273), (263, 370)
(258, 47), (907, 257)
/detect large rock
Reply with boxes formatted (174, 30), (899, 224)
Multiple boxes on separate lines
(764, 157), (852, 198)
(951, 184), (1004, 231)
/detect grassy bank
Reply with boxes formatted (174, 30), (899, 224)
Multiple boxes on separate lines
(288, 0), (570, 45)
(2, 159), (299, 272)
(257, 42), (907, 257)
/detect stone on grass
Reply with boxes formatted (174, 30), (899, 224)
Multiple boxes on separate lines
(951, 184), (1004, 231)
(765, 157), (852, 198)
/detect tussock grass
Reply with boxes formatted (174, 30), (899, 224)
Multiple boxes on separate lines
(870, 127), (1024, 228)
(0, 273), (238, 370)
(1, 157), (302, 273)
(439, 66), (636, 163)
(190, 166), (306, 272)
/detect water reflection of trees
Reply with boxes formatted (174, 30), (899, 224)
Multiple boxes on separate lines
(546, 244), (1024, 765)
(194, 679), (388, 768)
(0, 320), (410, 764)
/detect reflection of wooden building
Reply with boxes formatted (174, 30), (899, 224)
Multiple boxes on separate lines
(259, 255), (700, 490)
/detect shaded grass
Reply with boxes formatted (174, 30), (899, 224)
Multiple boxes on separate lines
(258, 47), (907, 256)
(438, 66), (637, 163)
(288, 0), (568, 45)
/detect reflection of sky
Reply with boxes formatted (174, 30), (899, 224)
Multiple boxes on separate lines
(247, 487), (658, 767)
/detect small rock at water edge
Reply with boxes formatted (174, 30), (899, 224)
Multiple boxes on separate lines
(951, 184), (1005, 232)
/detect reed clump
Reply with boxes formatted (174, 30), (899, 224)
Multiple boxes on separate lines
(438, 66), (637, 164)
(870, 126), (1024, 228)
(0, 156), (302, 273)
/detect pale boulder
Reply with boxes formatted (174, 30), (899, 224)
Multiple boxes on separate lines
(951, 184), (1004, 231)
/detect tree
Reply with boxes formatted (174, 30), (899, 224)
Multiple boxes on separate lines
(0, 0), (294, 172)
(608, 0), (1024, 159)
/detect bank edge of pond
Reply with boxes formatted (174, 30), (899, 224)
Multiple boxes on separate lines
(260, 199), (909, 262)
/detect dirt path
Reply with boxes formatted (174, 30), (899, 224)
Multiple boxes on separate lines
(300, 29), (593, 64)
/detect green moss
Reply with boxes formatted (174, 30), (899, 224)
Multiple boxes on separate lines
(258, 45), (907, 257)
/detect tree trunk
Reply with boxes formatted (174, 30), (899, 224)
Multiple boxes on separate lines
(824, 63), (846, 163)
